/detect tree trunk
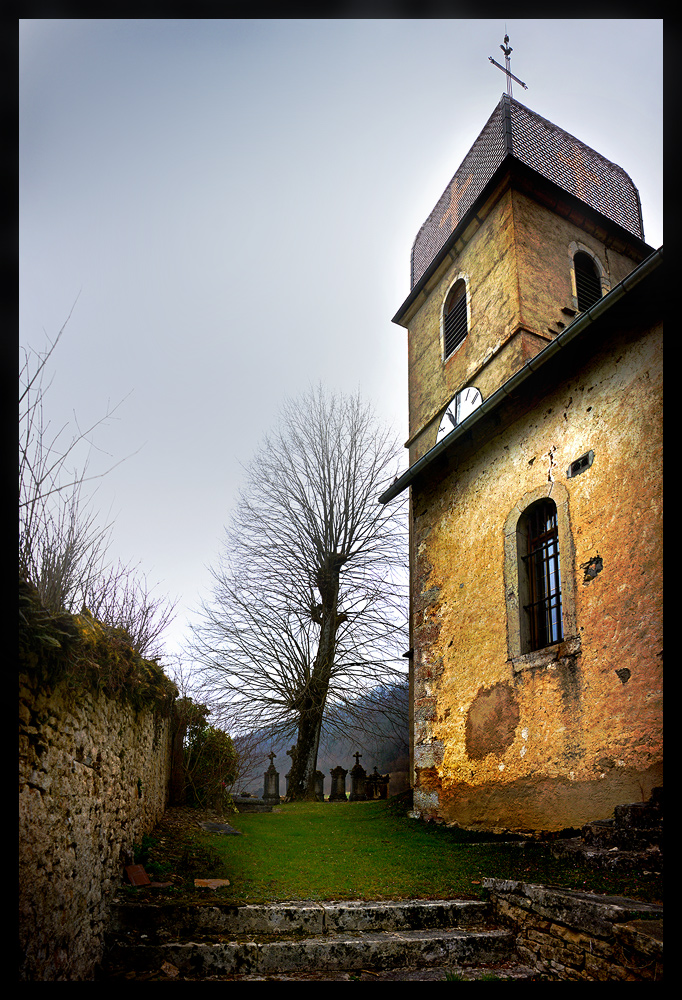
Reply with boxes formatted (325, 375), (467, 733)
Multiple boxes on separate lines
(287, 557), (344, 800)
(287, 698), (325, 800)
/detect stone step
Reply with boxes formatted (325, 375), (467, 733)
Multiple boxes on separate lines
(582, 821), (663, 852)
(104, 925), (515, 979)
(613, 788), (663, 828)
(108, 898), (490, 941)
(550, 837), (663, 873)
(580, 788), (664, 847)
(198, 961), (541, 981)
(101, 898), (518, 980)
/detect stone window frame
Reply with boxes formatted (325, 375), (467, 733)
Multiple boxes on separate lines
(440, 272), (471, 362)
(568, 241), (610, 313)
(503, 482), (579, 672)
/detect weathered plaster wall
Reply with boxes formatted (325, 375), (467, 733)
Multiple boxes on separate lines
(410, 314), (662, 833)
(512, 190), (643, 337)
(19, 669), (173, 980)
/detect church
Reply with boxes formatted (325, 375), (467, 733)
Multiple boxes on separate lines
(379, 91), (663, 834)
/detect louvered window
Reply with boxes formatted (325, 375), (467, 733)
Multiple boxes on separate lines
(520, 499), (563, 652)
(574, 252), (602, 312)
(443, 280), (468, 358)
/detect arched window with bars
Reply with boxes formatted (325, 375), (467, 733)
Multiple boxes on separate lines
(504, 484), (577, 663)
(442, 278), (468, 359)
(517, 498), (563, 652)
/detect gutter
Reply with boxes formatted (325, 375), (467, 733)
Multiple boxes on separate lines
(379, 246), (663, 505)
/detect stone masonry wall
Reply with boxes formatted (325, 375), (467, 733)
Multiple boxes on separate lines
(19, 668), (173, 981)
(409, 308), (662, 833)
(484, 879), (663, 981)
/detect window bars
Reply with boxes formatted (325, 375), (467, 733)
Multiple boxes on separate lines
(522, 500), (563, 651)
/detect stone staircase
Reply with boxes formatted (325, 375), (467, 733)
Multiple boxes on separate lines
(550, 787), (663, 872)
(99, 898), (538, 981)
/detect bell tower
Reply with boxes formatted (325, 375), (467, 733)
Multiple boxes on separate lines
(381, 48), (662, 837)
(393, 93), (653, 469)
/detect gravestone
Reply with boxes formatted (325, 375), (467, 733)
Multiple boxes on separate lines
(366, 766), (390, 800)
(263, 751), (280, 804)
(349, 751), (367, 801)
(329, 765), (348, 801)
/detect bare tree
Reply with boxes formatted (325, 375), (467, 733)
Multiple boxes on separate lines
(82, 561), (177, 660)
(19, 315), (176, 658)
(19, 309), (119, 609)
(191, 386), (408, 800)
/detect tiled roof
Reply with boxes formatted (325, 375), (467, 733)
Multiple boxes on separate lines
(410, 95), (644, 288)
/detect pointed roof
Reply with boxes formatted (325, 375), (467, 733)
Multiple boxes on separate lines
(410, 95), (645, 289)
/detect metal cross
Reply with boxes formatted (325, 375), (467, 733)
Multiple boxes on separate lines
(489, 33), (528, 98)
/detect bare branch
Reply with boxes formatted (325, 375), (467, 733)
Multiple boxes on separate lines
(190, 385), (409, 799)
(19, 312), (175, 660)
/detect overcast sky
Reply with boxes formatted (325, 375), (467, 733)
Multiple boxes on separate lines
(19, 18), (663, 664)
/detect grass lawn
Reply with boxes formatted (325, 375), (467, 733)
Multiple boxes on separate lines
(151, 799), (662, 906)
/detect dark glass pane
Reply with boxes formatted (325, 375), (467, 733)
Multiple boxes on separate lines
(523, 500), (563, 650)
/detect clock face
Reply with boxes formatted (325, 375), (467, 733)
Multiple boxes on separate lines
(436, 386), (483, 444)
(436, 401), (458, 442)
(456, 385), (483, 424)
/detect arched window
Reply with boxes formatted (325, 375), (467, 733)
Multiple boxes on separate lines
(574, 251), (602, 312)
(504, 485), (577, 665)
(443, 279), (468, 359)
(517, 498), (563, 652)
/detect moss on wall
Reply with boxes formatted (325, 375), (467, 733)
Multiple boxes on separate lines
(19, 579), (177, 712)
(18, 581), (178, 980)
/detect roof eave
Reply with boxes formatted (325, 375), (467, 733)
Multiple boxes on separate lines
(392, 157), (654, 330)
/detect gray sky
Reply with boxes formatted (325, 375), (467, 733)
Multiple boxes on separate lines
(19, 18), (663, 663)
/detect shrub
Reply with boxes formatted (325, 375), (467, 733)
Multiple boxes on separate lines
(179, 700), (238, 814)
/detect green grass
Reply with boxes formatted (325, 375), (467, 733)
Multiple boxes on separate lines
(182, 800), (662, 906)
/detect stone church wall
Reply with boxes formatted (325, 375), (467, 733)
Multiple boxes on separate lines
(19, 658), (174, 980)
(410, 309), (663, 833)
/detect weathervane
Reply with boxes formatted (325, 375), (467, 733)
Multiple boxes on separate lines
(489, 33), (528, 98)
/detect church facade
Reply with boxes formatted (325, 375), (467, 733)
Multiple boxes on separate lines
(380, 95), (662, 834)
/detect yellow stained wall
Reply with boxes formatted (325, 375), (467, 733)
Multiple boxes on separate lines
(410, 315), (662, 833)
